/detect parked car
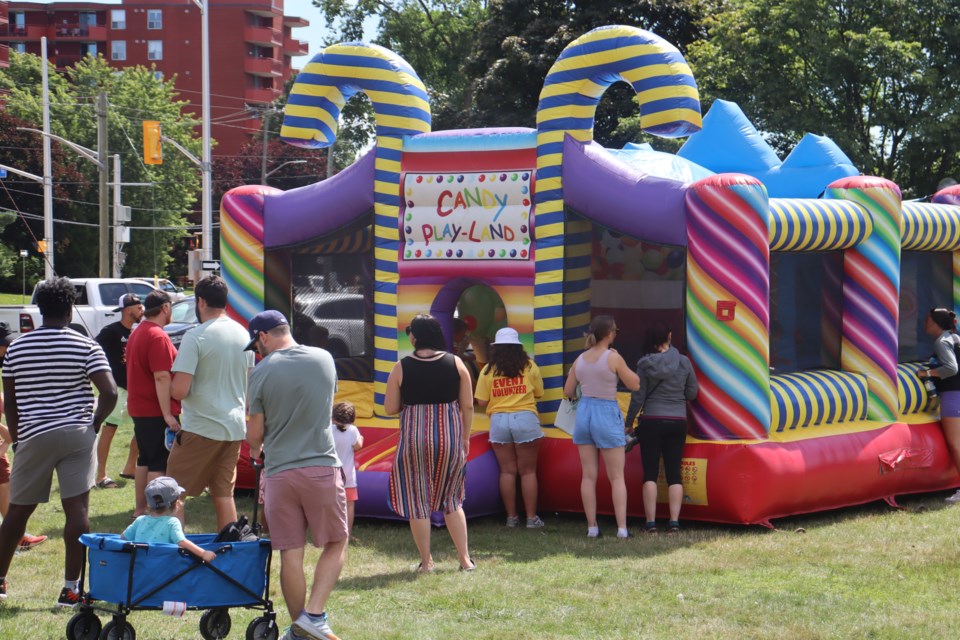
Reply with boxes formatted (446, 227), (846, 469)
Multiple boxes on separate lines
(134, 277), (188, 302)
(296, 292), (367, 358)
(0, 278), (159, 338)
(163, 296), (197, 348)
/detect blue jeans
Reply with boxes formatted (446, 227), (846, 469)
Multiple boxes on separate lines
(572, 397), (625, 448)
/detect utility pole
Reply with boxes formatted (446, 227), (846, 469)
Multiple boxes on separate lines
(260, 108), (270, 185)
(41, 37), (54, 279)
(97, 92), (109, 277)
(200, 0), (213, 268)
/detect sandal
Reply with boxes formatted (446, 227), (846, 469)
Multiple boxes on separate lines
(666, 520), (680, 534)
(459, 559), (477, 572)
(416, 561), (434, 574)
(643, 522), (658, 535)
(96, 478), (120, 489)
(118, 472), (135, 480)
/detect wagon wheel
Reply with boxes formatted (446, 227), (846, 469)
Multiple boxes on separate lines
(246, 616), (279, 640)
(66, 611), (102, 640)
(199, 607), (232, 640)
(99, 618), (135, 640)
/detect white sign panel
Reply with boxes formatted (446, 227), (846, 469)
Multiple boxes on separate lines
(402, 171), (533, 260)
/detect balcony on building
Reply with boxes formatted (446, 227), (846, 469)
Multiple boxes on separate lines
(245, 87), (280, 104)
(244, 25), (282, 48)
(283, 37), (307, 56)
(245, 55), (282, 76)
(52, 23), (107, 40)
(283, 15), (309, 28)
(1, 24), (49, 39)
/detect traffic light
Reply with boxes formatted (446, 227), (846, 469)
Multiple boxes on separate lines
(143, 121), (163, 165)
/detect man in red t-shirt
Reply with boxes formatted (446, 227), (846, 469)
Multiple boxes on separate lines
(125, 291), (180, 517)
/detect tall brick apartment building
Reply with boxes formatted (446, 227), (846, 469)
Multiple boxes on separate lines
(1, 1), (9, 68)
(0, 0), (309, 156)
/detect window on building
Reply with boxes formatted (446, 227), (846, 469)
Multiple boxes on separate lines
(147, 40), (162, 61)
(82, 43), (98, 57)
(111, 40), (126, 61)
(12, 43), (27, 54)
(147, 10), (162, 30)
(79, 12), (97, 27)
(12, 12), (25, 28)
(111, 10), (126, 30)
(153, 71), (164, 81)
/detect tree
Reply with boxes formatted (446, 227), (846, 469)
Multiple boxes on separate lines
(0, 104), (88, 291)
(687, 0), (960, 197)
(464, 0), (707, 147)
(0, 52), (203, 278)
(312, 1), (488, 132)
(213, 131), (328, 207)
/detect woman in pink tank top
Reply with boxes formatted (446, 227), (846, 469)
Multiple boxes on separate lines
(563, 315), (640, 539)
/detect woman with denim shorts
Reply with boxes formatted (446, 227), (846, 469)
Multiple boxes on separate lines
(918, 307), (960, 504)
(475, 327), (545, 529)
(563, 315), (640, 539)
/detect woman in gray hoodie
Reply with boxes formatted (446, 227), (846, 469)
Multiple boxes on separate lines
(624, 324), (698, 534)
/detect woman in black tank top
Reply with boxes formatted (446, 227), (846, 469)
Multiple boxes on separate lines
(384, 314), (476, 572)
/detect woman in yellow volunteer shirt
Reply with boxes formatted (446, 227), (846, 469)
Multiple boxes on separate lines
(474, 327), (545, 528)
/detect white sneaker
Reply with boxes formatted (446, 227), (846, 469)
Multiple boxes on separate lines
(945, 489), (960, 504)
(526, 516), (545, 529)
(292, 612), (339, 640)
(505, 516), (519, 528)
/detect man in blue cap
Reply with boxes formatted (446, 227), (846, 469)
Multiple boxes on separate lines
(245, 310), (345, 640)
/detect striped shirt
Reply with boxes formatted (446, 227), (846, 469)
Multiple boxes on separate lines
(2, 326), (111, 442)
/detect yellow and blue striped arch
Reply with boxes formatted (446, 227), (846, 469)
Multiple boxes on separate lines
(534, 25), (702, 421)
(281, 43), (431, 414)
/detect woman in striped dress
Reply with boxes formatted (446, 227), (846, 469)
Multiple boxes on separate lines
(384, 314), (475, 573)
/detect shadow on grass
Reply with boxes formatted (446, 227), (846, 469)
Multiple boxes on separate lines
(340, 487), (959, 575)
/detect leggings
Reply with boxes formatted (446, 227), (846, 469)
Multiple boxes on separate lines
(637, 418), (687, 485)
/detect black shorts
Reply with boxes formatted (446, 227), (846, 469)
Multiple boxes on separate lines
(133, 416), (178, 472)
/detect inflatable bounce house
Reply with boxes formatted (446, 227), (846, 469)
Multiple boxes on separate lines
(221, 25), (960, 526)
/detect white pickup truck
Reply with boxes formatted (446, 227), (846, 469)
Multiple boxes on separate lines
(0, 278), (160, 338)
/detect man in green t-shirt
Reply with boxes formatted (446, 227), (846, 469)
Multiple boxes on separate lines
(169, 276), (253, 530)
(245, 310), (345, 640)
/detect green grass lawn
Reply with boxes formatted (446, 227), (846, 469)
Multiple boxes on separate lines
(1, 430), (959, 639)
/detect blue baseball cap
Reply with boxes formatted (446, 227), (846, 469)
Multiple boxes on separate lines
(244, 310), (289, 351)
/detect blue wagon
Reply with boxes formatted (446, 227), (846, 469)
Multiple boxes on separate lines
(64, 533), (277, 640)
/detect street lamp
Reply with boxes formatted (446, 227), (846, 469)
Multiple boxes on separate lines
(19, 250), (28, 302)
(263, 160), (307, 183)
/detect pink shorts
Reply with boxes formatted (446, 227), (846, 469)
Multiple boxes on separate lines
(264, 466), (348, 550)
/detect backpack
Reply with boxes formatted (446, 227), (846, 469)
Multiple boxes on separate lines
(213, 514), (259, 542)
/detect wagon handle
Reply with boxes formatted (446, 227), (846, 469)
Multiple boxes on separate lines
(251, 459), (264, 535)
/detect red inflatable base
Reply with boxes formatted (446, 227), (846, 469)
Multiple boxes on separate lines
(537, 422), (960, 527)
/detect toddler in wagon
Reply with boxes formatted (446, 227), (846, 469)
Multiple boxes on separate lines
(122, 476), (215, 562)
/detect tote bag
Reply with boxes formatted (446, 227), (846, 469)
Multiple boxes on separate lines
(554, 385), (581, 435)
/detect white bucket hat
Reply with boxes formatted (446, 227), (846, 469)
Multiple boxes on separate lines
(492, 327), (522, 345)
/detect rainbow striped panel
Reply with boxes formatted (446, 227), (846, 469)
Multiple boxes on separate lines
(901, 202), (960, 251)
(769, 198), (872, 251)
(535, 25), (701, 421)
(221, 185), (281, 324)
(685, 175), (770, 440)
(769, 370), (868, 432)
(897, 362), (936, 415)
(279, 43), (430, 414)
(827, 177), (902, 422)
